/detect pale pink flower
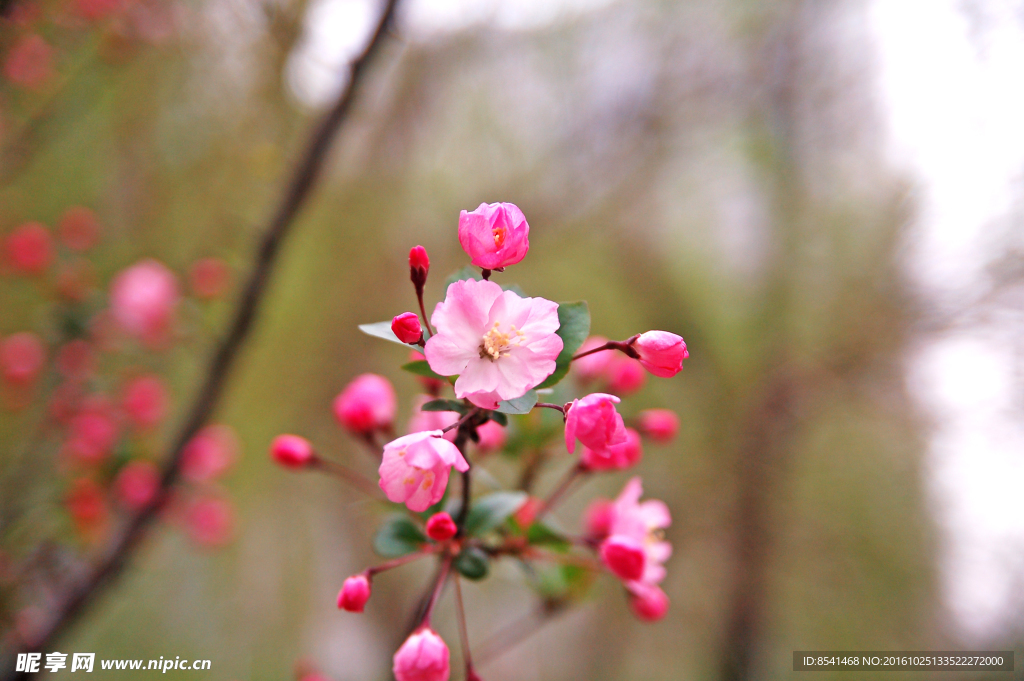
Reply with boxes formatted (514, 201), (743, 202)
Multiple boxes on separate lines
(637, 408), (679, 443)
(0, 332), (46, 385)
(393, 627), (450, 681)
(337, 574), (372, 612)
(581, 426), (642, 471)
(628, 582), (670, 622)
(425, 511), (457, 541)
(572, 336), (612, 383)
(392, 312), (423, 344)
(181, 425), (238, 482)
(475, 419), (506, 454)
(5, 222), (53, 275)
(269, 434), (314, 469)
(333, 374), (396, 434)
(424, 279), (561, 409)
(378, 431), (468, 512)
(122, 374), (167, 430)
(407, 395), (458, 442)
(458, 202), (530, 270)
(115, 460), (160, 510)
(564, 393), (627, 456)
(109, 259), (179, 345)
(600, 477), (671, 587)
(633, 331), (688, 377)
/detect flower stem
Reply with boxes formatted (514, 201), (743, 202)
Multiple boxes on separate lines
(420, 554), (453, 627)
(309, 457), (381, 497)
(536, 462), (587, 521)
(367, 547), (438, 577)
(570, 335), (641, 361)
(534, 402), (565, 416)
(416, 289), (435, 338)
(453, 575), (477, 679)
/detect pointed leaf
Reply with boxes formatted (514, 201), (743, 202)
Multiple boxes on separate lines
(422, 399), (467, 414)
(373, 515), (426, 558)
(464, 491), (528, 536)
(496, 390), (537, 415)
(359, 321), (410, 347)
(453, 547), (490, 581)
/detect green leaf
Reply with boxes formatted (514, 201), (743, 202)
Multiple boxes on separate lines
(373, 515), (426, 558)
(453, 547), (490, 581)
(401, 360), (446, 380)
(488, 410), (508, 427)
(444, 265), (482, 289)
(496, 390), (538, 415)
(358, 321), (411, 347)
(526, 522), (572, 552)
(464, 491), (528, 536)
(536, 301), (591, 389)
(536, 564), (593, 599)
(422, 399), (467, 414)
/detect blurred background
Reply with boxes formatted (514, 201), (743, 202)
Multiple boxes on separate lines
(1, 0), (1022, 679)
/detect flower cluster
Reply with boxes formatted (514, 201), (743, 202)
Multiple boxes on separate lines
(270, 202), (688, 680)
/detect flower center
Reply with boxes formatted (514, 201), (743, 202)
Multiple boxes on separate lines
(480, 321), (525, 361)
(492, 225), (507, 248)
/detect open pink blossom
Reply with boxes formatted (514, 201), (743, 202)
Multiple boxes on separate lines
(599, 477), (672, 587)
(109, 259), (179, 345)
(564, 393), (627, 456)
(583, 498), (615, 539)
(393, 627), (450, 681)
(378, 430), (468, 512)
(581, 426), (642, 471)
(424, 278), (561, 409)
(458, 202), (530, 270)
(633, 331), (688, 377)
(333, 373), (396, 434)
(600, 535), (647, 582)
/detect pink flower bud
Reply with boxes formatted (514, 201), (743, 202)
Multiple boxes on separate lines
(457, 202), (530, 270)
(122, 374), (168, 430)
(58, 206), (101, 252)
(425, 511), (457, 541)
(628, 583), (670, 622)
(572, 336), (612, 383)
(337, 574), (372, 612)
(632, 331), (688, 377)
(599, 535), (646, 582)
(185, 496), (234, 548)
(564, 393), (627, 456)
(581, 427), (642, 471)
(4, 222), (53, 275)
(109, 259), (180, 346)
(583, 498), (614, 539)
(115, 460), (160, 510)
(65, 477), (107, 534)
(378, 431), (468, 512)
(333, 374), (396, 434)
(637, 409), (679, 443)
(189, 257), (231, 299)
(269, 434), (314, 469)
(606, 355), (646, 395)
(474, 419), (506, 454)
(1, 332), (45, 385)
(391, 312), (423, 344)
(513, 496), (542, 529)
(3, 35), (54, 89)
(393, 627), (450, 681)
(65, 399), (120, 465)
(409, 245), (429, 290)
(181, 425), (238, 482)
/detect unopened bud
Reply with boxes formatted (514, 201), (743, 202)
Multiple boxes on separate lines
(392, 312), (423, 345)
(338, 574), (371, 612)
(270, 434), (315, 469)
(425, 512), (457, 541)
(409, 245), (429, 292)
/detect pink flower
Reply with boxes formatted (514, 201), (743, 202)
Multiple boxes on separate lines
(181, 425), (238, 482)
(189, 257), (230, 299)
(425, 511), (457, 541)
(407, 395), (458, 442)
(599, 477), (671, 587)
(633, 331), (688, 377)
(3, 35), (54, 89)
(513, 496), (542, 529)
(393, 627), (450, 681)
(409, 245), (429, 291)
(58, 207), (101, 252)
(65, 399), (120, 464)
(581, 427), (642, 471)
(333, 374), (396, 434)
(337, 574), (372, 612)
(637, 409), (679, 443)
(185, 496), (234, 548)
(122, 374), (167, 430)
(424, 279), (561, 409)
(475, 419), (506, 454)
(628, 582), (670, 622)
(564, 393), (627, 456)
(606, 354), (646, 395)
(1, 332), (45, 385)
(378, 431), (468, 512)
(115, 460), (160, 510)
(572, 336), (612, 383)
(269, 434), (315, 469)
(109, 259), (179, 345)
(582, 498), (614, 539)
(458, 202), (530, 270)
(5, 222), (53, 275)
(392, 312), (423, 344)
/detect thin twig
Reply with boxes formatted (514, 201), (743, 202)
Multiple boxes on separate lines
(0, 1), (400, 673)
(475, 601), (569, 666)
(452, 575), (478, 679)
(534, 402), (565, 415)
(309, 457), (382, 498)
(535, 463), (586, 521)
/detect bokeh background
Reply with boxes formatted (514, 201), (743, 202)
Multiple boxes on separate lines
(1, 0), (1023, 679)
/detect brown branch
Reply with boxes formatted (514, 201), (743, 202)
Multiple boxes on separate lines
(0, 1), (400, 675)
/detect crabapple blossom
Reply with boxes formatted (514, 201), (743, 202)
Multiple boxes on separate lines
(378, 431), (468, 512)
(122, 374), (168, 430)
(633, 331), (688, 377)
(181, 425), (238, 482)
(564, 393), (627, 456)
(109, 259), (179, 345)
(425, 512), (457, 542)
(424, 278), (561, 409)
(393, 627), (450, 681)
(628, 582), (670, 622)
(581, 426), (642, 471)
(474, 419), (506, 454)
(458, 202), (530, 270)
(637, 408), (679, 443)
(56, 340), (94, 381)
(392, 312), (423, 344)
(333, 373), (396, 434)
(5, 222), (53, 275)
(600, 477), (671, 587)
(1, 332), (45, 385)
(65, 477), (107, 534)
(409, 245), (429, 291)
(338, 574), (372, 612)
(270, 434), (315, 469)
(115, 460), (160, 510)
(583, 498), (615, 539)
(600, 535), (647, 582)
(65, 399), (120, 464)
(513, 496), (543, 529)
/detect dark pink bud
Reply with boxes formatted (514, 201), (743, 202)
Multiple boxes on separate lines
(637, 409), (679, 443)
(581, 427), (642, 471)
(270, 434), (315, 469)
(629, 583), (670, 622)
(333, 374), (396, 434)
(475, 420), (507, 454)
(337, 574), (371, 612)
(391, 312), (423, 344)
(1, 332), (46, 385)
(393, 627), (450, 681)
(600, 535), (646, 582)
(425, 512), (457, 541)
(5, 222), (53, 275)
(632, 331), (688, 377)
(115, 460), (160, 510)
(409, 245), (429, 290)
(58, 206), (101, 252)
(513, 496), (542, 529)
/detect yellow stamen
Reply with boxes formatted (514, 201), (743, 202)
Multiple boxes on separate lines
(480, 322), (526, 361)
